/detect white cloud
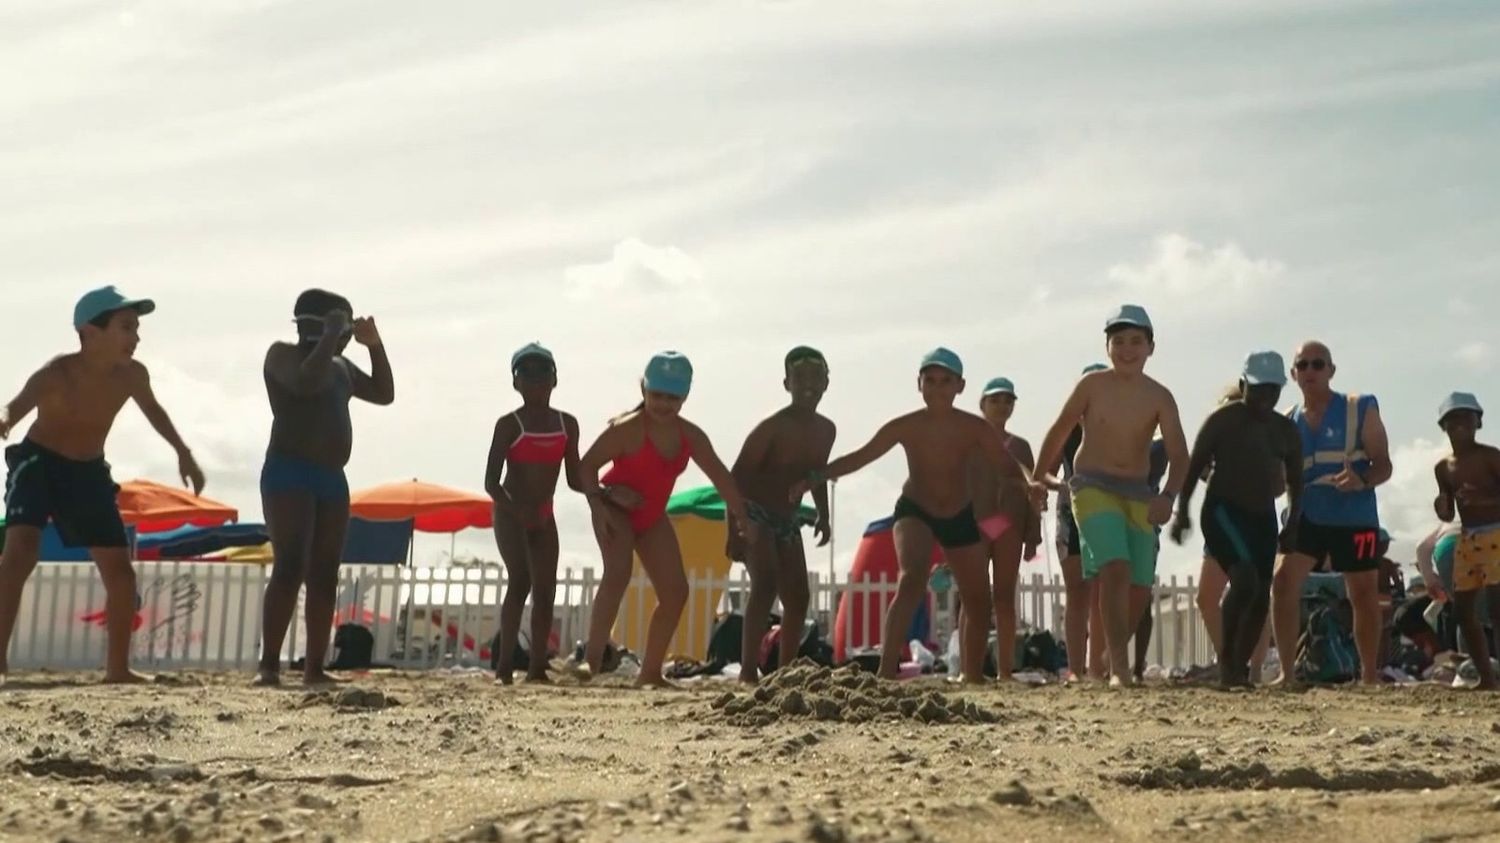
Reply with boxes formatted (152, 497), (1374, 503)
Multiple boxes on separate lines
(1107, 233), (1285, 298)
(1454, 341), (1490, 371)
(564, 238), (704, 300)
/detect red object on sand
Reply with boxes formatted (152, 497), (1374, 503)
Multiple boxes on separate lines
(349, 479), (493, 533)
(116, 479), (238, 533)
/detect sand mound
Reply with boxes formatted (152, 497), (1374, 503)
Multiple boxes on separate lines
(708, 660), (1003, 727)
(294, 688), (400, 712)
(1112, 751), (1450, 792)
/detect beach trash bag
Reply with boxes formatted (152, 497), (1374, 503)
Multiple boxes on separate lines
(330, 623), (375, 670)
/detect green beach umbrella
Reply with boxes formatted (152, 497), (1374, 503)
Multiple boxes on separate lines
(665, 486), (818, 525)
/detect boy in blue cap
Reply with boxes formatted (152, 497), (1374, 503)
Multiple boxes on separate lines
(0, 286), (204, 685)
(256, 288), (394, 687)
(1033, 305), (1190, 687)
(1169, 351), (1304, 687)
(790, 347), (1039, 683)
(484, 342), (583, 684)
(579, 351), (754, 687)
(726, 346), (836, 684)
(1433, 390), (1500, 690)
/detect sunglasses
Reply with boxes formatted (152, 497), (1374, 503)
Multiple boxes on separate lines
(1293, 359), (1327, 371)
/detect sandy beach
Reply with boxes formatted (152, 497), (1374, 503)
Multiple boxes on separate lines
(3, 663), (1499, 842)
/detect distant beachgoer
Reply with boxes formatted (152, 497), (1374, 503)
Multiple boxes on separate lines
(1433, 391), (1500, 690)
(1051, 363), (1108, 682)
(968, 376), (1042, 680)
(1171, 351), (1303, 688)
(0, 287), (204, 686)
(789, 347), (1039, 683)
(578, 351), (753, 688)
(484, 342), (582, 684)
(1270, 340), (1391, 687)
(726, 346), (836, 685)
(1033, 305), (1190, 688)
(256, 289), (394, 687)
(1193, 381), (1274, 680)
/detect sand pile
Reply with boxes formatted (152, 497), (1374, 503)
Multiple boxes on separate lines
(294, 687), (400, 712)
(709, 660), (1002, 727)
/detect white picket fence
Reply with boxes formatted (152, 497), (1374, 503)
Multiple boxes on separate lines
(4, 562), (1215, 673)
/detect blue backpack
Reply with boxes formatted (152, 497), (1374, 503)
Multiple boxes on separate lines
(1295, 591), (1359, 683)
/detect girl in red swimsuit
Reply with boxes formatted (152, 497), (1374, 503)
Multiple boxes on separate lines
(578, 351), (755, 687)
(484, 342), (582, 684)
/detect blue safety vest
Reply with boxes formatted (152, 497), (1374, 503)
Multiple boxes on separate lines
(1287, 392), (1380, 527)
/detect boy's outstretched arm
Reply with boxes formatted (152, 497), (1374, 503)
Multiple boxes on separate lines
(792, 418), (905, 500)
(0, 364), (54, 440)
(129, 364), (204, 494)
(1434, 461), (1456, 522)
(729, 418), (776, 486)
(1033, 379), (1092, 483)
(809, 419), (837, 546)
(1157, 390), (1191, 498)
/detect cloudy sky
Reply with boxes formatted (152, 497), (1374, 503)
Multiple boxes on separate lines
(4, 0), (1497, 579)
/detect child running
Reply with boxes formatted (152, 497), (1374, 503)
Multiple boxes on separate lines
(1433, 391), (1500, 690)
(1052, 362), (1108, 681)
(578, 351), (755, 687)
(1169, 351), (1303, 687)
(0, 286), (204, 685)
(726, 346), (836, 685)
(790, 348), (1038, 683)
(968, 376), (1042, 680)
(256, 289), (394, 687)
(484, 343), (582, 684)
(1033, 305), (1189, 687)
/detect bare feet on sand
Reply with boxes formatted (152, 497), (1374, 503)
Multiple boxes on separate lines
(103, 670), (151, 685)
(634, 675), (681, 690)
(495, 671), (514, 687)
(251, 668), (281, 687)
(302, 671), (347, 688)
(524, 671), (553, 685)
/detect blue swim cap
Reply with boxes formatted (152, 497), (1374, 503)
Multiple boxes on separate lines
(982, 377), (1016, 397)
(919, 347), (963, 377)
(643, 351), (693, 397)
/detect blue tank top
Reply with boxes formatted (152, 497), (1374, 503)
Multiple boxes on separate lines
(1288, 392), (1379, 527)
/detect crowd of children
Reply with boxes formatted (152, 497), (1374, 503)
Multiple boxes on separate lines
(2, 288), (1497, 693)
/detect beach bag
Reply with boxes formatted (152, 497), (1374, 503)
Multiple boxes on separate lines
(759, 619), (826, 673)
(705, 612), (745, 667)
(329, 623), (374, 670)
(1295, 592), (1358, 683)
(1019, 629), (1066, 673)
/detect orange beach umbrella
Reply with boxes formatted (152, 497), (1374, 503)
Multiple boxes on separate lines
(117, 479), (238, 533)
(349, 479), (493, 533)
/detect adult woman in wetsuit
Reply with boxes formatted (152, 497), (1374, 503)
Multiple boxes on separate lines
(484, 343), (582, 684)
(577, 351), (755, 687)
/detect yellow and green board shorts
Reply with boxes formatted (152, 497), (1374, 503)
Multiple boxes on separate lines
(1455, 523), (1500, 592)
(1069, 474), (1158, 587)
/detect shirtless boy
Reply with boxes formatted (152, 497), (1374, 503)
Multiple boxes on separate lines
(727, 347), (836, 684)
(1433, 391), (1500, 690)
(1033, 305), (1189, 687)
(484, 343), (582, 684)
(0, 286), (204, 685)
(1170, 351), (1303, 687)
(790, 348), (1038, 682)
(256, 289), (394, 687)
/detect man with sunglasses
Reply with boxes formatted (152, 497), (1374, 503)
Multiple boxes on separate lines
(255, 289), (395, 687)
(1270, 341), (1392, 686)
